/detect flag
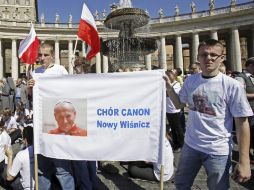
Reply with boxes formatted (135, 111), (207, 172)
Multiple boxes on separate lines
(18, 24), (40, 65)
(77, 3), (100, 60)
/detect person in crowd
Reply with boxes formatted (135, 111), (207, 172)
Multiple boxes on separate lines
(165, 70), (184, 152)
(189, 61), (201, 74)
(174, 67), (184, 86)
(219, 62), (226, 74)
(234, 57), (254, 164)
(6, 77), (16, 113)
(48, 101), (87, 136)
(14, 102), (30, 127)
(128, 135), (174, 182)
(165, 39), (252, 189)
(1, 78), (11, 111)
(0, 121), (11, 186)
(173, 68), (186, 134)
(0, 79), (4, 113)
(28, 42), (75, 190)
(74, 57), (91, 74)
(5, 126), (34, 190)
(1, 108), (21, 144)
(15, 78), (28, 109)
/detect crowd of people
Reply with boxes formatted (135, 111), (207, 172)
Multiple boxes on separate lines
(0, 39), (253, 189)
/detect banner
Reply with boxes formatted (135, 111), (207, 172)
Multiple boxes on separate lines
(33, 70), (165, 162)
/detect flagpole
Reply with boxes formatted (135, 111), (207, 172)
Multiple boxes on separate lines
(160, 165), (165, 190)
(160, 75), (166, 190)
(71, 36), (79, 68)
(34, 154), (39, 190)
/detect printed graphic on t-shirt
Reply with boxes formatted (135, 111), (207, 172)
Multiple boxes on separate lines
(189, 91), (216, 116)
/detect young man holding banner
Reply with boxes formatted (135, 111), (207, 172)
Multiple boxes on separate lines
(28, 43), (75, 190)
(165, 39), (252, 189)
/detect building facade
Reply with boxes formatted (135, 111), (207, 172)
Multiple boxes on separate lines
(0, 0), (253, 79)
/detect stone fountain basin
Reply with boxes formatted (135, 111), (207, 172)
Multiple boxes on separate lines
(104, 8), (150, 30)
(101, 38), (158, 57)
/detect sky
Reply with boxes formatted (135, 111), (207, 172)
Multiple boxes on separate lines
(37, 0), (251, 23)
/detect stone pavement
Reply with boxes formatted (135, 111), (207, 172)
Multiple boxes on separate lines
(96, 149), (254, 190)
(1, 143), (253, 190)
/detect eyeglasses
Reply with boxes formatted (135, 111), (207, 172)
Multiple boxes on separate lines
(198, 53), (223, 61)
(38, 53), (50, 57)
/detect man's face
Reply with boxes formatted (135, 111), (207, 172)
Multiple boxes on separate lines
(39, 47), (54, 68)
(54, 105), (76, 132)
(2, 113), (10, 122)
(198, 45), (224, 76)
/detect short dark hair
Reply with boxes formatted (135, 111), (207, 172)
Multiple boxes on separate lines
(198, 39), (224, 53)
(40, 42), (54, 55)
(175, 68), (182, 76)
(3, 108), (12, 117)
(23, 126), (33, 146)
(245, 57), (254, 67)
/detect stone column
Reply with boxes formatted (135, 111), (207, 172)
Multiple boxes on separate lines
(68, 40), (74, 74)
(55, 40), (60, 64)
(230, 28), (242, 72)
(210, 30), (218, 40)
(158, 36), (167, 70)
(145, 54), (152, 70)
(102, 55), (108, 73)
(224, 37), (231, 70)
(96, 53), (101, 73)
(175, 35), (183, 71)
(82, 42), (87, 57)
(191, 33), (199, 64)
(248, 27), (254, 57)
(0, 39), (3, 79)
(11, 39), (18, 80)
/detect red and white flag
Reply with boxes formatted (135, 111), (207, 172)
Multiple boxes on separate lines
(18, 24), (40, 65)
(77, 3), (100, 60)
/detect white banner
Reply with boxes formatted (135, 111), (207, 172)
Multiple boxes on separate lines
(33, 70), (166, 162)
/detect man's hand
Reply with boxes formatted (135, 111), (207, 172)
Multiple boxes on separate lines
(233, 117), (252, 183)
(232, 162), (251, 183)
(27, 79), (35, 88)
(4, 145), (13, 158)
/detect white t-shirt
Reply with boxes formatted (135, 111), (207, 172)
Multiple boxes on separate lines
(44, 64), (68, 75)
(0, 131), (11, 163)
(179, 72), (253, 155)
(166, 81), (181, 113)
(153, 140), (174, 181)
(9, 146), (34, 190)
(4, 116), (17, 130)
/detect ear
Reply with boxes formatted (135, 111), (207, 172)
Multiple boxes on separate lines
(220, 55), (225, 62)
(197, 55), (201, 62)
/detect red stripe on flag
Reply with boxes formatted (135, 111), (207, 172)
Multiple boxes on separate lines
(20, 37), (40, 65)
(77, 19), (100, 60)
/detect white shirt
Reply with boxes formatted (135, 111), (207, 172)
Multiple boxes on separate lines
(0, 131), (11, 163)
(179, 72), (253, 155)
(166, 81), (181, 113)
(4, 116), (17, 130)
(44, 64), (68, 75)
(9, 146), (34, 190)
(153, 139), (174, 181)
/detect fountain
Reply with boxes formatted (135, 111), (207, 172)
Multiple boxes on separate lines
(102, 0), (157, 70)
